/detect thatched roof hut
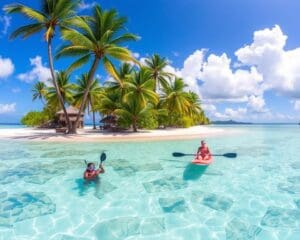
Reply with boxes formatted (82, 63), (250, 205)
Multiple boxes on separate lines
(100, 115), (117, 124)
(56, 106), (84, 129)
(100, 115), (117, 129)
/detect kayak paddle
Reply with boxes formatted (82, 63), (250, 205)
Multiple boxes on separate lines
(172, 152), (237, 158)
(84, 151), (107, 166)
(100, 151), (107, 163)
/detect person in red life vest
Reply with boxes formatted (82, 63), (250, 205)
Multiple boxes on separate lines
(84, 162), (105, 180)
(196, 140), (211, 161)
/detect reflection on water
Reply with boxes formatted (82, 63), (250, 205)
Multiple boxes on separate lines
(74, 177), (117, 200)
(183, 163), (208, 180)
(74, 177), (102, 197)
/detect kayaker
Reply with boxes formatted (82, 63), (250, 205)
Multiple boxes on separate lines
(84, 162), (105, 180)
(196, 140), (211, 161)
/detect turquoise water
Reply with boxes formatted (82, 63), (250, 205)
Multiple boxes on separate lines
(0, 125), (299, 240)
(0, 124), (24, 129)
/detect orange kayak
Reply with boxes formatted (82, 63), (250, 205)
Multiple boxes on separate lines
(192, 155), (213, 165)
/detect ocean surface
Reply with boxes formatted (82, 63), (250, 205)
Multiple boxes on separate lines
(0, 125), (299, 240)
(0, 124), (25, 129)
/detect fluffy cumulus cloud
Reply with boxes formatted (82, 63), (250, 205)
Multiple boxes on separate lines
(247, 95), (268, 113)
(202, 104), (248, 120)
(199, 54), (263, 101)
(17, 56), (51, 85)
(0, 55), (14, 79)
(0, 103), (16, 114)
(224, 108), (247, 119)
(162, 25), (300, 121)
(235, 25), (300, 98)
(164, 49), (263, 103)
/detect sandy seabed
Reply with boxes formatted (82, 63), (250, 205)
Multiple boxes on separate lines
(0, 125), (240, 143)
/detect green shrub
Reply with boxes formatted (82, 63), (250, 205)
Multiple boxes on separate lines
(179, 116), (193, 128)
(21, 111), (50, 127)
(138, 113), (158, 129)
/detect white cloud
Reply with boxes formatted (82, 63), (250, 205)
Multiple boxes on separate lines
(164, 49), (264, 105)
(180, 50), (205, 93)
(205, 105), (248, 120)
(0, 55), (14, 79)
(199, 53), (263, 101)
(293, 100), (300, 111)
(247, 95), (268, 113)
(0, 103), (16, 114)
(161, 25), (300, 121)
(133, 52), (140, 59)
(78, 1), (96, 11)
(0, 15), (11, 35)
(17, 56), (52, 85)
(201, 103), (217, 113)
(235, 25), (300, 99)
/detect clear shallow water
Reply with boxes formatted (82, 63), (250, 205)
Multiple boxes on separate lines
(0, 124), (24, 129)
(0, 125), (299, 240)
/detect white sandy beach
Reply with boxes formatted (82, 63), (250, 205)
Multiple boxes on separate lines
(0, 125), (238, 142)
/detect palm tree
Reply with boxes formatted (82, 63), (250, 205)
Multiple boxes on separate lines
(5, 0), (80, 133)
(73, 74), (102, 129)
(96, 90), (121, 116)
(56, 5), (138, 133)
(125, 68), (159, 108)
(46, 71), (74, 109)
(161, 77), (191, 116)
(115, 98), (153, 132)
(144, 54), (173, 92)
(32, 81), (47, 105)
(105, 62), (134, 100)
(186, 91), (202, 116)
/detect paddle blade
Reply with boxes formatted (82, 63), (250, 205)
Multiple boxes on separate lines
(172, 152), (186, 157)
(222, 153), (237, 158)
(100, 152), (107, 162)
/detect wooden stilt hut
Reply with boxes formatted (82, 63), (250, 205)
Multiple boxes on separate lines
(56, 106), (84, 130)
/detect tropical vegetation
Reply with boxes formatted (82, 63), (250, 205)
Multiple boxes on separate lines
(7, 0), (209, 132)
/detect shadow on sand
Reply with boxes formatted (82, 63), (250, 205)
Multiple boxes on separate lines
(183, 163), (208, 181)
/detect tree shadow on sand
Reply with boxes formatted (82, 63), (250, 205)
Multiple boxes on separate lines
(183, 163), (208, 181)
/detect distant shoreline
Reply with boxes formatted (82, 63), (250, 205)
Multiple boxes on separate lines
(0, 125), (240, 143)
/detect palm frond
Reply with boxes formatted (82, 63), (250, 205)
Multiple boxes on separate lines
(56, 45), (90, 59)
(66, 54), (91, 73)
(103, 57), (120, 81)
(4, 4), (47, 22)
(10, 23), (44, 39)
(61, 27), (94, 49)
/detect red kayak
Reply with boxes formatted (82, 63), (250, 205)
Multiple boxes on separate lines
(192, 155), (213, 165)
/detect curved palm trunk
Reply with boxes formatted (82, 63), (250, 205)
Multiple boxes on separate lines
(92, 110), (96, 129)
(132, 117), (137, 132)
(71, 57), (100, 134)
(48, 39), (71, 133)
(90, 100), (96, 130)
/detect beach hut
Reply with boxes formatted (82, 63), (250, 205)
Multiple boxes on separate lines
(56, 106), (84, 130)
(100, 115), (117, 130)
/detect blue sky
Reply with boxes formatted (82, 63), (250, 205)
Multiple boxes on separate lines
(0, 0), (300, 123)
